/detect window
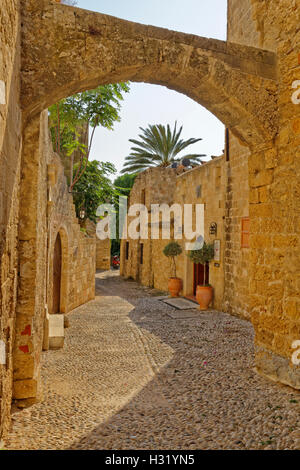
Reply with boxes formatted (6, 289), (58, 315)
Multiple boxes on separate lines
(141, 189), (146, 206)
(140, 243), (144, 265)
(125, 242), (129, 260)
(225, 128), (230, 162)
(241, 217), (250, 248)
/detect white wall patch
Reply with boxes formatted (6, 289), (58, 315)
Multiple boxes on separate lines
(0, 80), (6, 105)
(0, 340), (6, 365)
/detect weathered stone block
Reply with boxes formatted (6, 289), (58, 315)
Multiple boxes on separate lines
(249, 169), (274, 188)
(13, 379), (37, 400)
(255, 346), (300, 390)
(49, 315), (64, 350)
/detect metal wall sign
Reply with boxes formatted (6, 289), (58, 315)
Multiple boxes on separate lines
(214, 239), (221, 262)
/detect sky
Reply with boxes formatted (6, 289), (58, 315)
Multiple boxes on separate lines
(74, 0), (228, 176)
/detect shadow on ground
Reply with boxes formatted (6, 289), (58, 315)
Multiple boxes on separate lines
(66, 271), (299, 450)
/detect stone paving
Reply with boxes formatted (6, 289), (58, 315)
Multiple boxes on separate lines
(4, 270), (300, 450)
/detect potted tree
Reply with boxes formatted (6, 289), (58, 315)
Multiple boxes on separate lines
(187, 242), (215, 310)
(163, 242), (183, 297)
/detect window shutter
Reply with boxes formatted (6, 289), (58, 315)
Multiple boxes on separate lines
(241, 217), (250, 248)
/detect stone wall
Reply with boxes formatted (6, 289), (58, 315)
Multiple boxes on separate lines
(253, 1), (300, 388)
(227, 0), (261, 48)
(228, 0), (280, 51)
(224, 0), (280, 321)
(223, 136), (251, 320)
(0, 0), (22, 437)
(228, 0), (300, 387)
(81, 219), (111, 271)
(12, 111), (96, 421)
(46, 119), (96, 314)
(96, 239), (111, 271)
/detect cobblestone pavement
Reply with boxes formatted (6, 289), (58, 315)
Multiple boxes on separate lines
(4, 271), (300, 450)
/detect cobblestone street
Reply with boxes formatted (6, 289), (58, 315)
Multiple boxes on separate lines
(4, 271), (300, 450)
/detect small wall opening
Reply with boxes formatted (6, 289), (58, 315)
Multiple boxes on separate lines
(52, 232), (62, 314)
(193, 262), (210, 296)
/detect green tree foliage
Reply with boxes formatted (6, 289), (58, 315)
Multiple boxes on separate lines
(163, 242), (183, 278)
(49, 83), (130, 190)
(121, 122), (205, 174)
(114, 173), (137, 197)
(72, 160), (117, 223)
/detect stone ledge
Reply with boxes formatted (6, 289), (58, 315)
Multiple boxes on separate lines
(255, 345), (300, 390)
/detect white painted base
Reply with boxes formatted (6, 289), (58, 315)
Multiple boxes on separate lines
(0, 81), (6, 104)
(49, 314), (65, 350)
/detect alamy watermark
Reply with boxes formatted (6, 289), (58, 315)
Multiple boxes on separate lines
(291, 340), (300, 366)
(291, 80), (300, 105)
(96, 197), (205, 250)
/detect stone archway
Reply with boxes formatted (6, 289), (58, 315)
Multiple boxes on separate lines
(21, 0), (278, 149)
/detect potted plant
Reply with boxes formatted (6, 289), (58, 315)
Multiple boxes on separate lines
(163, 242), (183, 297)
(187, 242), (215, 310)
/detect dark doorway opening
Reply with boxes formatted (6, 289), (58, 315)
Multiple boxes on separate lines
(52, 233), (62, 314)
(193, 263), (209, 296)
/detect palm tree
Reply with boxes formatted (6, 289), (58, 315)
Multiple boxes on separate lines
(121, 123), (206, 174)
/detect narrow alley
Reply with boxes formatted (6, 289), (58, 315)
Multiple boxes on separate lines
(4, 271), (299, 450)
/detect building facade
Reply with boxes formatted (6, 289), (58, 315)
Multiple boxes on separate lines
(120, 155), (231, 314)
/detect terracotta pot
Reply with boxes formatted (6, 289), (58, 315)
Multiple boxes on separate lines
(168, 277), (182, 298)
(196, 285), (213, 310)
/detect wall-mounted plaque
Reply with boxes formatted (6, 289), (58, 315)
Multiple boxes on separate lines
(210, 222), (217, 236)
(214, 239), (221, 262)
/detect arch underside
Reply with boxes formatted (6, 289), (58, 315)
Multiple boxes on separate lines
(21, 1), (278, 148)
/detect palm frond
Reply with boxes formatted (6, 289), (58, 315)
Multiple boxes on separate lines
(122, 123), (204, 173)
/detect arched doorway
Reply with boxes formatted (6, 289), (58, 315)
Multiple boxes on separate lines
(52, 232), (62, 314)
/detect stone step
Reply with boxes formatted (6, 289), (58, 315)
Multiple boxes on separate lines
(49, 314), (65, 350)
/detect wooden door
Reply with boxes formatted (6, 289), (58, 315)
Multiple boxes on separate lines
(52, 233), (62, 314)
(193, 263), (209, 295)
